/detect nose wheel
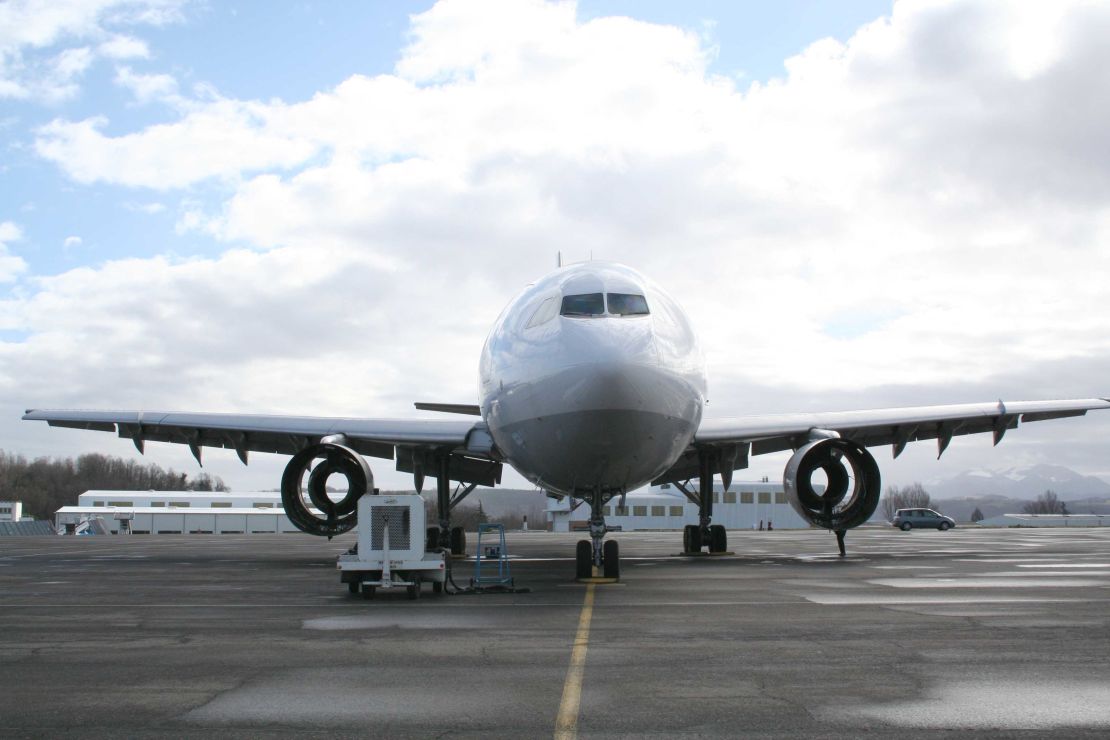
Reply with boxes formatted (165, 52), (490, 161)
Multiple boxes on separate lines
(575, 540), (592, 579)
(575, 537), (619, 579)
(602, 539), (620, 579)
(575, 490), (620, 580)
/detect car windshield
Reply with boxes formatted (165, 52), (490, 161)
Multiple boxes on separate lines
(607, 293), (650, 316)
(560, 293), (605, 317)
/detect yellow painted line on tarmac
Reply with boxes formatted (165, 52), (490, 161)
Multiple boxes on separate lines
(554, 582), (595, 740)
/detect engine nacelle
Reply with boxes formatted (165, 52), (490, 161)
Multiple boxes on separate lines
(281, 443), (374, 537)
(783, 437), (880, 530)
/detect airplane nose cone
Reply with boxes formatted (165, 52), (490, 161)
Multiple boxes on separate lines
(555, 317), (702, 420)
(483, 306), (708, 496)
(562, 359), (697, 421)
(488, 351), (705, 495)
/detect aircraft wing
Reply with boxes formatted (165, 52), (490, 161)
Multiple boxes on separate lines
(21, 409), (485, 465)
(650, 397), (1110, 485)
(694, 398), (1110, 459)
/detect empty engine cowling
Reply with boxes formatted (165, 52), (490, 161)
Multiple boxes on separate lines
(281, 443), (373, 537)
(783, 438), (880, 530)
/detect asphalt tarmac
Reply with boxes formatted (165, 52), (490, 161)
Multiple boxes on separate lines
(3, 526), (1110, 738)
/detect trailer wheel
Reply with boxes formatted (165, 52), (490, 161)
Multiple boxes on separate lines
(361, 585), (375, 600)
(432, 580), (443, 594)
(347, 579), (359, 594)
(407, 576), (422, 600)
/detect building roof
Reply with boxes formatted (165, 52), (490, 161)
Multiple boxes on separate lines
(0, 521), (55, 536)
(57, 506), (290, 516)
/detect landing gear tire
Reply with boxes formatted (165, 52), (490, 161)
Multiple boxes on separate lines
(407, 575), (422, 600)
(679, 523), (697, 552)
(709, 524), (727, 553)
(426, 527), (440, 549)
(576, 540), (593, 579)
(900, 521), (912, 531)
(450, 527), (467, 556)
(684, 524), (703, 553)
(602, 539), (620, 579)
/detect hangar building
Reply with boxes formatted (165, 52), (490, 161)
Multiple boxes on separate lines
(55, 491), (294, 535)
(59, 483), (813, 535)
(546, 480), (811, 532)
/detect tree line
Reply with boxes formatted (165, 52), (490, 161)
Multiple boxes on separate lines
(880, 483), (1072, 523)
(0, 450), (228, 521)
(879, 482), (934, 520)
(1022, 489), (1068, 515)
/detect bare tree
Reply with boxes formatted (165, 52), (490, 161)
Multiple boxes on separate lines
(1023, 489), (1067, 515)
(880, 485), (900, 521)
(880, 482), (933, 520)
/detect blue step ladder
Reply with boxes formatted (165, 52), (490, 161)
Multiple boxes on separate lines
(471, 523), (513, 588)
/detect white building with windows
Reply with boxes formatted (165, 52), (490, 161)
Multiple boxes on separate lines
(55, 491), (295, 535)
(0, 501), (23, 521)
(546, 481), (811, 532)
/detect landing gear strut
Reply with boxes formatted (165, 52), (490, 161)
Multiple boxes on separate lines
(430, 451), (472, 556)
(677, 450), (728, 554)
(835, 529), (846, 557)
(575, 488), (619, 580)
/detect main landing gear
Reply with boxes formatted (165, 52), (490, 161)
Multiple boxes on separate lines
(682, 523), (727, 554)
(676, 450), (729, 555)
(425, 451), (470, 557)
(575, 489), (620, 580)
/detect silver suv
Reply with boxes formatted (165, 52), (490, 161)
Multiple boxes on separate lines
(892, 508), (955, 531)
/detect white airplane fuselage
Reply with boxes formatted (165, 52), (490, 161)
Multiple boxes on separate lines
(479, 262), (707, 496)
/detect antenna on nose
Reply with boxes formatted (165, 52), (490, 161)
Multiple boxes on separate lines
(557, 250), (562, 267)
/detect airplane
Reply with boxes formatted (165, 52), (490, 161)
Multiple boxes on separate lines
(23, 261), (1110, 579)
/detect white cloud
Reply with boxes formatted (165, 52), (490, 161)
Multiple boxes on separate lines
(113, 64), (179, 104)
(0, 221), (28, 282)
(62, 235), (82, 249)
(123, 200), (166, 214)
(0, 0), (186, 102)
(7, 0), (1110, 489)
(98, 33), (149, 60)
(35, 103), (319, 188)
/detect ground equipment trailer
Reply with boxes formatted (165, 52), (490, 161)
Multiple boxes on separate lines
(337, 494), (446, 599)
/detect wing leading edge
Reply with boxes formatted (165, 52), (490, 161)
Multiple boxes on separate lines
(694, 398), (1110, 457)
(648, 398), (1110, 486)
(21, 409), (486, 466)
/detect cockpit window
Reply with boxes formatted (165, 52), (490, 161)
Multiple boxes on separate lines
(607, 293), (650, 316)
(560, 293), (605, 317)
(526, 296), (560, 328)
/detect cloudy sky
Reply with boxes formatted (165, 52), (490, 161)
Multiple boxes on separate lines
(2, 0), (1109, 494)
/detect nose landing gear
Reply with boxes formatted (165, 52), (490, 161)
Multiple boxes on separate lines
(575, 489), (620, 581)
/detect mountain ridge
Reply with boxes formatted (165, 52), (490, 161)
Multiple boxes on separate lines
(925, 463), (1110, 500)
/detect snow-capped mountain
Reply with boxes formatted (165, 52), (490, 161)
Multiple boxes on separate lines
(927, 464), (1110, 500)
